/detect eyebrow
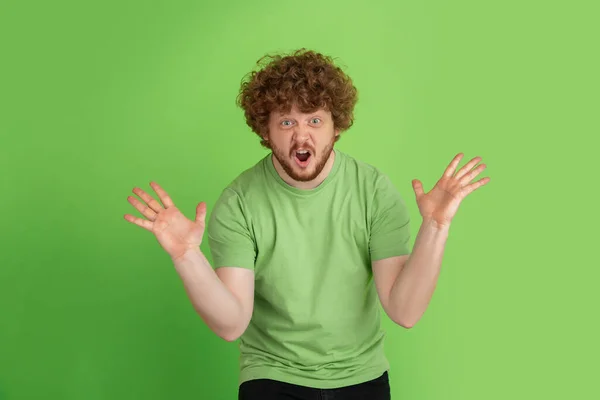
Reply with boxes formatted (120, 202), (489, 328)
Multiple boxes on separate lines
(278, 112), (324, 118)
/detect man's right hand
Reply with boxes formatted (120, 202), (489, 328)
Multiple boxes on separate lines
(124, 181), (207, 261)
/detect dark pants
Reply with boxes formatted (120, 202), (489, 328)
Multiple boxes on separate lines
(238, 371), (391, 400)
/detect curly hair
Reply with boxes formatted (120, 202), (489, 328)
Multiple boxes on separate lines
(236, 48), (358, 148)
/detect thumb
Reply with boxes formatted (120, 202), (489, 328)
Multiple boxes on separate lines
(412, 179), (424, 199)
(195, 202), (207, 224)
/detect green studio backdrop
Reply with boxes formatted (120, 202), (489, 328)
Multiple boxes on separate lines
(1, 0), (598, 399)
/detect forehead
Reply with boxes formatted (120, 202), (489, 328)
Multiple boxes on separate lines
(273, 105), (329, 117)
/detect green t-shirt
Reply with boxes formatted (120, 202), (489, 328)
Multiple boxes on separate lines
(207, 149), (411, 389)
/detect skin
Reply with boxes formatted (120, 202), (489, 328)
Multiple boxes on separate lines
(124, 185), (254, 342)
(263, 104), (340, 190)
(124, 108), (490, 338)
(373, 153), (490, 328)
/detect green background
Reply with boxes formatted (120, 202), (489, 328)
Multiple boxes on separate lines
(1, 0), (598, 399)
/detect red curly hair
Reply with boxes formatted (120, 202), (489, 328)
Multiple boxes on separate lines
(236, 48), (358, 149)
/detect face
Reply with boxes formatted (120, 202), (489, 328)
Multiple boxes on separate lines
(264, 104), (340, 184)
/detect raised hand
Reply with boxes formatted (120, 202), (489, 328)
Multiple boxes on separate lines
(411, 153), (490, 227)
(124, 182), (207, 261)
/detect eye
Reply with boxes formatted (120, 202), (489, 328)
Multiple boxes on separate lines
(311, 118), (321, 124)
(281, 120), (293, 127)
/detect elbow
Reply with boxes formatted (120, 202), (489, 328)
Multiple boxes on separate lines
(391, 313), (418, 329)
(219, 322), (250, 342)
(398, 319), (416, 329)
(221, 333), (240, 342)
(388, 303), (425, 329)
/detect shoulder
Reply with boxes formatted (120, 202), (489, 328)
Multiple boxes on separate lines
(337, 150), (394, 190)
(217, 154), (271, 201)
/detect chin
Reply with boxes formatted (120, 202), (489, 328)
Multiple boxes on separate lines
(272, 142), (335, 183)
(286, 164), (318, 182)
(292, 170), (319, 182)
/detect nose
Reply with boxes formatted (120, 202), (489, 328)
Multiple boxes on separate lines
(292, 124), (310, 144)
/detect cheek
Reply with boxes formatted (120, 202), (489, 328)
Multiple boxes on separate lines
(269, 132), (292, 149)
(316, 129), (337, 144)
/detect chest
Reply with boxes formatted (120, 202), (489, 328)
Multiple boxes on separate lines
(248, 190), (373, 283)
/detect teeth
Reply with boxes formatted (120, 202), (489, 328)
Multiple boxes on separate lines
(297, 150), (309, 154)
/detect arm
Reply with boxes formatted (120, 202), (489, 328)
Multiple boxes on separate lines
(373, 153), (489, 328)
(173, 249), (254, 342)
(373, 218), (449, 328)
(124, 182), (256, 342)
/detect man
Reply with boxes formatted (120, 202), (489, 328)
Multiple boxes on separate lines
(124, 49), (490, 399)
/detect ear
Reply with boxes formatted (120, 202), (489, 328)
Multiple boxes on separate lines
(260, 128), (271, 146)
(259, 127), (269, 140)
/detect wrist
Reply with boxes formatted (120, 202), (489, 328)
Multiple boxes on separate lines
(171, 247), (204, 266)
(422, 217), (451, 232)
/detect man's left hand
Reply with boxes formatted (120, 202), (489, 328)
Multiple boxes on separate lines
(411, 153), (490, 228)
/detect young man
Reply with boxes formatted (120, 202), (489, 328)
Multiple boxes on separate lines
(124, 49), (490, 399)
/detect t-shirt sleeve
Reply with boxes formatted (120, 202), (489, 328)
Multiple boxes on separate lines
(369, 174), (412, 261)
(206, 187), (256, 270)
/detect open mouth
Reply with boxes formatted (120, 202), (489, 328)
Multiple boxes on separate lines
(294, 150), (312, 167)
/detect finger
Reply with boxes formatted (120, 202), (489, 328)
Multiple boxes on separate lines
(455, 156), (483, 180)
(127, 196), (157, 221)
(442, 153), (464, 178)
(462, 177), (490, 196)
(124, 214), (153, 232)
(412, 179), (424, 199)
(150, 182), (175, 208)
(459, 163), (487, 185)
(133, 187), (164, 213)
(195, 202), (207, 224)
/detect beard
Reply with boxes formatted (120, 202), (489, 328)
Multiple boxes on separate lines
(271, 136), (336, 182)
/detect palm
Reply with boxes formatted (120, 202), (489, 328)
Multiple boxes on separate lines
(412, 154), (490, 227)
(124, 182), (207, 260)
(152, 206), (205, 256)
